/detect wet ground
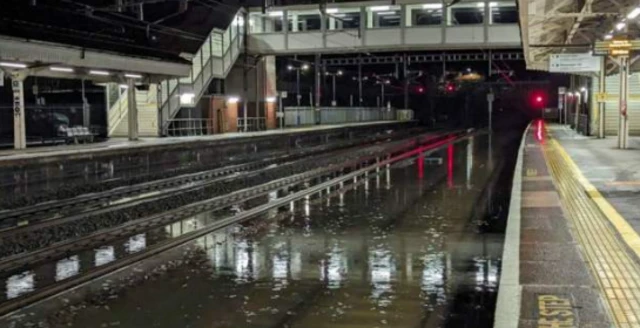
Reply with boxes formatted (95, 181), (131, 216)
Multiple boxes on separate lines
(8, 132), (519, 328)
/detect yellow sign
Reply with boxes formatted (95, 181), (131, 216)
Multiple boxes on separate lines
(593, 39), (640, 56)
(596, 93), (607, 102)
(537, 295), (576, 328)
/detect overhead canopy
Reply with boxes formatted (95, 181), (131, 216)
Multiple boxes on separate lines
(519, 0), (637, 72)
(0, 0), (241, 82)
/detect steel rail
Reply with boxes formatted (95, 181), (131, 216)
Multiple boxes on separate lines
(0, 130), (470, 317)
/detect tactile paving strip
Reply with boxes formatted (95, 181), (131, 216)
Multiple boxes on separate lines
(543, 136), (640, 328)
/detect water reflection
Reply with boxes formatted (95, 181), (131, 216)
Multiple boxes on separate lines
(55, 256), (79, 281)
(44, 136), (505, 328)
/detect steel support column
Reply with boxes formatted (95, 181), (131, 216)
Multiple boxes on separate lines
(618, 56), (629, 149)
(598, 56), (606, 138)
(126, 78), (138, 141)
(11, 72), (27, 150)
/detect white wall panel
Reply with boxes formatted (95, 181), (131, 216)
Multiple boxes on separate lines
(288, 32), (324, 50)
(487, 25), (520, 44)
(445, 26), (484, 43)
(404, 27), (442, 45)
(326, 31), (363, 49)
(248, 34), (286, 52)
(365, 29), (403, 46)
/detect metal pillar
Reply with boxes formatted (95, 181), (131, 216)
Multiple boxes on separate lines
(358, 58), (363, 106)
(11, 72), (27, 149)
(126, 78), (139, 141)
(598, 56), (606, 138)
(618, 56), (629, 149)
(487, 91), (494, 132)
(403, 54), (409, 109)
(81, 79), (90, 128)
(296, 69), (301, 106)
(380, 82), (385, 108)
(332, 75), (337, 106)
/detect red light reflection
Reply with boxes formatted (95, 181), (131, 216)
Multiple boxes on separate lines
(447, 143), (454, 188)
(536, 119), (544, 143)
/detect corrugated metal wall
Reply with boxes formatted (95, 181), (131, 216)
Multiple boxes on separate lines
(591, 73), (640, 136)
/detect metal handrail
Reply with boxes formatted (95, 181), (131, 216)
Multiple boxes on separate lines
(158, 9), (245, 135)
(237, 117), (266, 132)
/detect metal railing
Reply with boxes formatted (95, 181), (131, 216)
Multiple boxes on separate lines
(165, 118), (215, 137)
(158, 10), (245, 135)
(237, 117), (266, 132)
(107, 86), (158, 136)
(283, 107), (398, 127)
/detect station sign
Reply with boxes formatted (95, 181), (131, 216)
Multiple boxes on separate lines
(593, 39), (640, 57)
(549, 54), (601, 72)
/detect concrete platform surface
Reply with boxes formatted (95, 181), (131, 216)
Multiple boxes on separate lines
(496, 121), (640, 328)
(0, 121), (407, 163)
(550, 124), (640, 238)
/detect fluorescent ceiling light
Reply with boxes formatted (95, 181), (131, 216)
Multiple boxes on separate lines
(616, 22), (626, 30)
(377, 11), (397, 15)
(89, 70), (109, 76)
(227, 96), (240, 103)
(266, 96), (276, 103)
(50, 66), (73, 73)
(604, 34), (613, 40)
(326, 8), (338, 14)
(477, 2), (484, 7)
(119, 84), (128, 89)
(489, 2), (498, 6)
(124, 73), (142, 79)
(423, 4), (443, 9)
(0, 62), (27, 68)
(370, 6), (390, 11)
(180, 93), (195, 104)
(628, 8), (640, 19)
(268, 11), (283, 17)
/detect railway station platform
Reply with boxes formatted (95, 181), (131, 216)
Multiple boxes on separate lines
(0, 121), (411, 164)
(496, 122), (640, 328)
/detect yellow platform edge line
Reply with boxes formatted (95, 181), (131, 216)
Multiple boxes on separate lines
(550, 138), (640, 260)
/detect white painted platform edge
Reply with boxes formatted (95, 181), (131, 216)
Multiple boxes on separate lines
(493, 124), (530, 328)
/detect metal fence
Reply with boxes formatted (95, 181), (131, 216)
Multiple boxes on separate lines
(166, 118), (214, 136)
(283, 107), (397, 127)
(237, 117), (266, 132)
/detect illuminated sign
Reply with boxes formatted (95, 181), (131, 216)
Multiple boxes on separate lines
(593, 39), (640, 57)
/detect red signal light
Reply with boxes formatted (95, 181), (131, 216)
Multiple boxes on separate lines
(536, 96), (543, 103)
(418, 87), (424, 93)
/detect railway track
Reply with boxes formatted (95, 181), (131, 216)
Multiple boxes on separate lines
(0, 128), (425, 232)
(0, 130), (471, 317)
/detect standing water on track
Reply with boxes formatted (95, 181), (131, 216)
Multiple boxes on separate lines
(21, 132), (520, 328)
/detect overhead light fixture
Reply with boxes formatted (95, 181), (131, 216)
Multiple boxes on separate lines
(266, 96), (276, 103)
(616, 22), (626, 30)
(301, 64), (309, 70)
(370, 6), (390, 12)
(227, 96), (240, 104)
(326, 8), (338, 14)
(580, 87), (587, 92)
(477, 2), (484, 7)
(180, 93), (195, 104)
(629, 8), (640, 19)
(119, 84), (128, 89)
(337, 70), (343, 76)
(124, 73), (142, 79)
(50, 66), (73, 73)
(268, 11), (283, 17)
(0, 62), (27, 68)
(604, 34), (613, 40)
(377, 11), (397, 15)
(89, 70), (109, 76)
(489, 2), (498, 6)
(423, 4), (443, 9)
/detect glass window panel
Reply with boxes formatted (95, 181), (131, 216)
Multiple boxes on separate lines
(490, 3), (518, 24)
(448, 2), (485, 25)
(203, 35), (212, 60)
(368, 6), (401, 28)
(327, 10), (361, 30)
(288, 11), (321, 31)
(407, 4), (443, 26)
(212, 33), (223, 56)
(251, 13), (284, 33)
